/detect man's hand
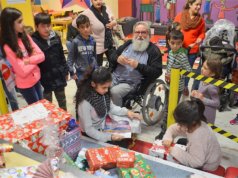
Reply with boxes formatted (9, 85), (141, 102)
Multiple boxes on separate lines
(111, 134), (124, 141)
(127, 59), (139, 68)
(127, 110), (142, 120)
(117, 55), (129, 65)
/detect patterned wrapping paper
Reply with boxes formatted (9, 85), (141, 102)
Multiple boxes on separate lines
(0, 99), (71, 154)
(85, 146), (121, 171)
(118, 155), (155, 178)
(116, 151), (135, 168)
(149, 140), (187, 163)
(0, 166), (37, 178)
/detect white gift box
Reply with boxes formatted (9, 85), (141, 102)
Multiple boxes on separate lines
(149, 140), (187, 163)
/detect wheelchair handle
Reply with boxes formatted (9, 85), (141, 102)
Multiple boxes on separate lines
(200, 45), (237, 54)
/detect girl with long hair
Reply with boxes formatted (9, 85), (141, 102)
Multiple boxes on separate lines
(0, 7), (45, 104)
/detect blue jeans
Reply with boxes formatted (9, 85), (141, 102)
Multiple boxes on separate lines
(18, 81), (43, 104)
(1, 79), (19, 111)
(185, 53), (198, 87)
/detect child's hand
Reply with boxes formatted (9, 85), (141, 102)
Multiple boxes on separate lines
(111, 134), (124, 141)
(191, 90), (204, 100)
(24, 59), (30, 65)
(162, 140), (172, 148)
(165, 73), (170, 83)
(127, 110), (142, 120)
(72, 74), (78, 80)
(65, 74), (69, 81)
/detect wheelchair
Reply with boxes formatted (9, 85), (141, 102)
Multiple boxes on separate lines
(122, 79), (166, 126)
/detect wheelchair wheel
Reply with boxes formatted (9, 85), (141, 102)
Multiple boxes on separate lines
(142, 79), (166, 126)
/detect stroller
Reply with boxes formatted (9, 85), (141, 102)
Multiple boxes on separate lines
(200, 19), (237, 112)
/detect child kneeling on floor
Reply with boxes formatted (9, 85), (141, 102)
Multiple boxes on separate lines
(75, 66), (141, 147)
(162, 99), (221, 171)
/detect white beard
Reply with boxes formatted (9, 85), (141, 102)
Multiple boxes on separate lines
(132, 36), (150, 52)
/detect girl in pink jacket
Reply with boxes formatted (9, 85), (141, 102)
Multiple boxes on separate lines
(0, 7), (45, 105)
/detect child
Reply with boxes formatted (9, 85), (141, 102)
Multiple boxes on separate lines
(156, 30), (191, 140)
(165, 22), (181, 51)
(32, 13), (68, 111)
(67, 14), (97, 85)
(76, 67), (141, 145)
(162, 99), (221, 171)
(191, 56), (222, 124)
(0, 7), (45, 105)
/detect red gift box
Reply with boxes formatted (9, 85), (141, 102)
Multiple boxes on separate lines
(85, 146), (120, 171)
(116, 151), (135, 168)
(149, 140), (186, 163)
(0, 99), (71, 154)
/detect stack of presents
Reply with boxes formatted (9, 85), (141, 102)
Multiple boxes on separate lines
(1, 99), (238, 177)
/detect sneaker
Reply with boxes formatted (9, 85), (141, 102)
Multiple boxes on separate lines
(230, 114), (238, 125)
(183, 87), (189, 97)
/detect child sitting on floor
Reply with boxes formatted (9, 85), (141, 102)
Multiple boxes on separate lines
(162, 99), (221, 171)
(75, 67), (141, 147)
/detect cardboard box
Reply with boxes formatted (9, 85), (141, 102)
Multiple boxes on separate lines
(0, 99), (71, 154)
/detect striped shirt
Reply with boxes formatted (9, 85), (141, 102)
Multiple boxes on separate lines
(166, 48), (192, 91)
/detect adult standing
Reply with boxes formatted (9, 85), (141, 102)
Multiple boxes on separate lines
(73, 0), (116, 66)
(174, 0), (205, 95)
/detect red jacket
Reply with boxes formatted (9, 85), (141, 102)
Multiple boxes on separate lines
(174, 12), (205, 54)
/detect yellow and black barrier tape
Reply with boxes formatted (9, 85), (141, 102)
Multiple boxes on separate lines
(180, 70), (238, 92)
(208, 123), (238, 143)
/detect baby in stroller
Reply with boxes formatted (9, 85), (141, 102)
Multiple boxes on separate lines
(200, 19), (237, 112)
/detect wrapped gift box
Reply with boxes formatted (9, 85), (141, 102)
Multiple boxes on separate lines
(116, 151), (135, 168)
(118, 155), (155, 178)
(0, 99), (71, 154)
(85, 146), (120, 171)
(149, 140), (187, 163)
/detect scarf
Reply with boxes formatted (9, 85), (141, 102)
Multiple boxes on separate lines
(85, 90), (111, 118)
(180, 10), (202, 30)
(90, 5), (113, 49)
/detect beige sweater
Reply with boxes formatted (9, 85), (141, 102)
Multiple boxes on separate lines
(163, 122), (221, 171)
(73, 7), (116, 54)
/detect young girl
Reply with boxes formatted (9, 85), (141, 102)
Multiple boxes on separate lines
(191, 56), (222, 124)
(75, 67), (141, 145)
(162, 99), (221, 171)
(0, 7), (45, 105)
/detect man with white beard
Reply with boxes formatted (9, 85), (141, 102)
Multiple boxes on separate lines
(110, 21), (162, 106)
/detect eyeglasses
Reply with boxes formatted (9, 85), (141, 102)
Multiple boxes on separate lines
(134, 31), (148, 35)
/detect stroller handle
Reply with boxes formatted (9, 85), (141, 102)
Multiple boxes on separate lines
(200, 45), (237, 54)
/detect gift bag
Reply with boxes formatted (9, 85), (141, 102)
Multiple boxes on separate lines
(60, 127), (81, 161)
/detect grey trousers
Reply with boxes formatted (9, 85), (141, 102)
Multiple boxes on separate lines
(111, 83), (133, 107)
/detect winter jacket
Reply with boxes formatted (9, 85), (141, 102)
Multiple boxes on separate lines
(110, 40), (163, 93)
(3, 35), (45, 89)
(67, 34), (97, 77)
(32, 31), (68, 92)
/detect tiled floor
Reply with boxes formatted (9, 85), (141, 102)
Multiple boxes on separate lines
(14, 68), (238, 170)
